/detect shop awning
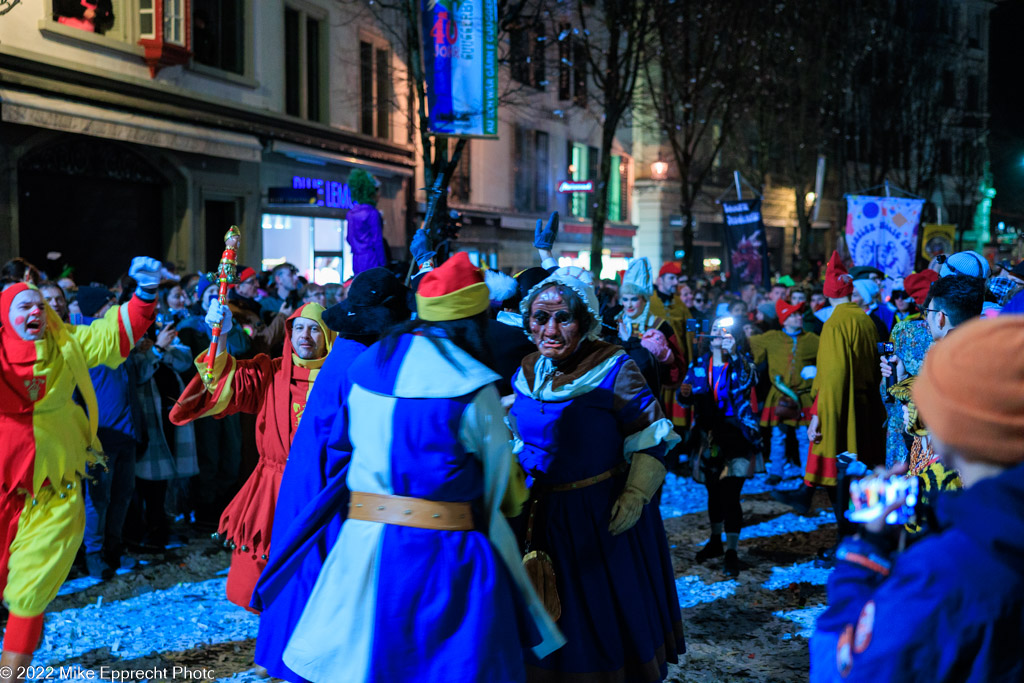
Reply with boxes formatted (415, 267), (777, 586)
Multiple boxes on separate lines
(0, 87), (263, 162)
(270, 141), (415, 178)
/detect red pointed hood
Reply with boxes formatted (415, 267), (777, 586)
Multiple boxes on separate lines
(823, 251), (854, 299)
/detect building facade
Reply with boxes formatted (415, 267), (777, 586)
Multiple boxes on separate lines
(0, 0), (416, 285)
(630, 0), (995, 281)
(0, 0), (635, 283)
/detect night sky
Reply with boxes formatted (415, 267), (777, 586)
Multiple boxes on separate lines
(988, 0), (1024, 225)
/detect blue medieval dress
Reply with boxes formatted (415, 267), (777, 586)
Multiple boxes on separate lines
(250, 337), (368, 682)
(283, 333), (564, 683)
(508, 339), (686, 682)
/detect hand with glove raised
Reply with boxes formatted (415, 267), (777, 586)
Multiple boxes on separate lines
(409, 229), (435, 267)
(204, 303), (233, 353)
(641, 329), (673, 363)
(533, 211), (560, 250)
(129, 256), (163, 301)
(608, 452), (666, 536)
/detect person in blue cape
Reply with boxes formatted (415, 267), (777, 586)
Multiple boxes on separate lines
(508, 265), (685, 682)
(811, 316), (1024, 682)
(250, 268), (411, 682)
(282, 253), (563, 683)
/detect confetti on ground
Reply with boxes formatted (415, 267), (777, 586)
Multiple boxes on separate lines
(213, 670), (269, 682)
(660, 472), (804, 520)
(762, 561), (834, 591)
(36, 578), (258, 668)
(742, 510), (835, 541)
(56, 561), (149, 597)
(675, 575), (740, 609)
(774, 604), (828, 639)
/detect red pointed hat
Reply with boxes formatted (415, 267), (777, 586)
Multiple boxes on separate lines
(904, 269), (940, 307)
(658, 261), (682, 277)
(775, 299), (805, 324)
(823, 251), (854, 298)
(416, 252), (490, 322)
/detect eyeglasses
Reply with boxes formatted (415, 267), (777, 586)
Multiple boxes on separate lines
(694, 298), (705, 303)
(921, 307), (943, 316)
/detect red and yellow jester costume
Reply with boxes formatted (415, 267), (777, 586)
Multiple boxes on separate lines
(170, 303), (334, 611)
(0, 283), (154, 655)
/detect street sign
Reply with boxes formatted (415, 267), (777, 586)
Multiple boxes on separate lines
(557, 180), (594, 193)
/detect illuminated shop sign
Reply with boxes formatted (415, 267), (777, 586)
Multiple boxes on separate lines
(292, 176), (356, 209)
(557, 180), (594, 193)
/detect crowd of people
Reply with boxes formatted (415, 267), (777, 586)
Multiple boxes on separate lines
(0, 207), (1022, 681)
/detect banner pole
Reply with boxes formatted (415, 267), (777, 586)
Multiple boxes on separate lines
(812, 155), (826, 222)
(734, 171), (742, 200)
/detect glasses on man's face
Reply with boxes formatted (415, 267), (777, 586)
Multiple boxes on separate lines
(693, 298), (705, 303)
(921, 307), (943, 316)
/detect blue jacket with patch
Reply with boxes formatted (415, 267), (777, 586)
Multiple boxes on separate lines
(811, 461), (1024, 682)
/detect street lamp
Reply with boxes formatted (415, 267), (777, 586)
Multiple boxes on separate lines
(651, 157), (668, 180)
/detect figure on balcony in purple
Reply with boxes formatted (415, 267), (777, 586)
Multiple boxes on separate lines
(345, 170), (387, 276)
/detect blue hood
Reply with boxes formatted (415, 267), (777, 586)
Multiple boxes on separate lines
(936, 461), (1024, 576)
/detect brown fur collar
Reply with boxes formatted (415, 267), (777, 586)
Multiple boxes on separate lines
(520, 340), (623, 390)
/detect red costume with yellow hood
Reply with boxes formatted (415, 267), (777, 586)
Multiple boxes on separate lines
(0, 282), (154, 655)
(170, 303), (334, 610)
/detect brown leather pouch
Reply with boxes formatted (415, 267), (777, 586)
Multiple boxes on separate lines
(775, 395), (802, 421)
(522, 550), (561, 621)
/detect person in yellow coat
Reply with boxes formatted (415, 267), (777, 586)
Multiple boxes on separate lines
(774, 252), (884, 536)
(748, 299), (819, 485)
(0, 257), (159, 681)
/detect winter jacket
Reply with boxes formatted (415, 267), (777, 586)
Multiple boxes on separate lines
(811, 461), (1024, 682)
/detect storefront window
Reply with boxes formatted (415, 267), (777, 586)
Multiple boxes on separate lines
(261, 214), (349, 283)
(461, 249), (498, 270)
(557, 250), (627, 281)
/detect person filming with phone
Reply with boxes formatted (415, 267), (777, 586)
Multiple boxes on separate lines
(678, 316), (764, 577)
(811, 315), (1024, 682)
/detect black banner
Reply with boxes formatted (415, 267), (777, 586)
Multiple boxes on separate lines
(721, 198), (769, 289)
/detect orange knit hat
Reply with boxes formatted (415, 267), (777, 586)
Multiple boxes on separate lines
(913, 316), (1024, 464)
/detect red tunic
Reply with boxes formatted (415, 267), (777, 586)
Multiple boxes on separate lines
(169, 305), (332, 609)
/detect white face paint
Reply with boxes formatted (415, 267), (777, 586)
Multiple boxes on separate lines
(9, 289), (47, 341)
(620, 294), (644, 319)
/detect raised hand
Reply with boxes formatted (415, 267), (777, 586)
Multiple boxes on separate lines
(409, 229), (436, 267)
(533, 211), (560, 250)
(205, 302), (233, 336)
(129, 256), (163, 300)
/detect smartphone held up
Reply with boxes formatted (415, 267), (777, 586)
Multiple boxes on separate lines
(847, 475), (919, 526)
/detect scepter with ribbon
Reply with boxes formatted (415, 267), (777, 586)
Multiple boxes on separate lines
(203, 226), (241, 387)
